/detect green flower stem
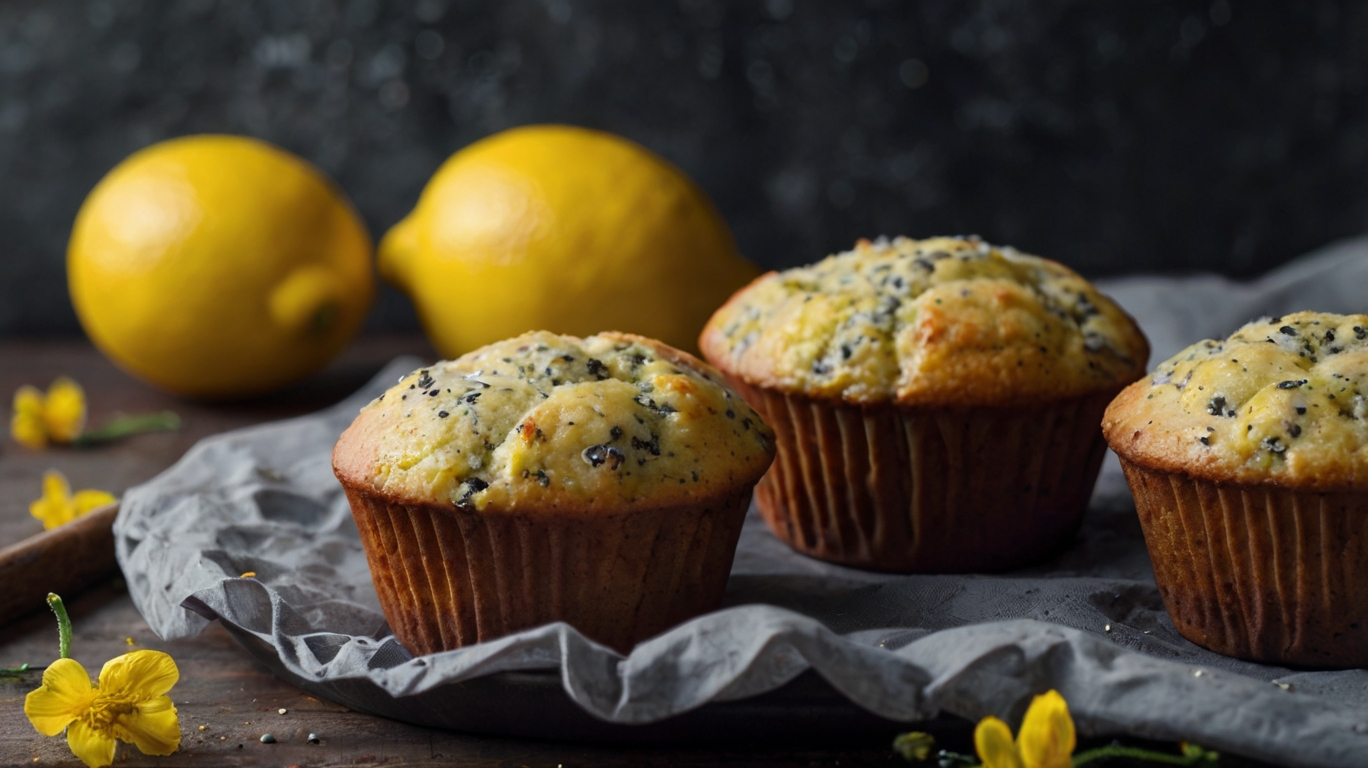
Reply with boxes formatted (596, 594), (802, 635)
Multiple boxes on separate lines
(46, 593), (71, 659)
(891, 732), (1218, 767)
(0, 663), (31, 679)
(75, 411), (181, 446)
(1073, 744), (1218, 766)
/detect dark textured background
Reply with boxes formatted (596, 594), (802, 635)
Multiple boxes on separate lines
(3, 0), (1366, 335)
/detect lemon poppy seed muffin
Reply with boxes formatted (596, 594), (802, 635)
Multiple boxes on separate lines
(333, 331), (775, 654)
(700, 235), (1148, 572)
(1104, 311), (1368, 666)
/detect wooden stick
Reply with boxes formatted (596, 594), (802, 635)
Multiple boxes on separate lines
(0, 502), (119, 628)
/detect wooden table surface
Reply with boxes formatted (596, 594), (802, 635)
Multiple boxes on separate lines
(0, 336), (923, 767)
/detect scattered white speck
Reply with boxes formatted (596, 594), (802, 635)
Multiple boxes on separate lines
(278, 708), (287, 715)
(1275, 681), (1292, 691)
(1104, 624), (1112, 632)
(1193, 670), (1204, 677)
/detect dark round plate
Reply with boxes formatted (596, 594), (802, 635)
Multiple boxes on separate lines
(222, 622), (957, 745)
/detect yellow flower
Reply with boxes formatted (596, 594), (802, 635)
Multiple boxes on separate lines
(975, 690), (1076, 768)
(24, 650), (181, 768)
(11, 377), (87, 449)
(30, 470), (117, 530)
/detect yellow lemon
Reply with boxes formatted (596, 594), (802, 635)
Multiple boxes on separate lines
(379, 124), (759, 357)
(68, 135), (374, 399)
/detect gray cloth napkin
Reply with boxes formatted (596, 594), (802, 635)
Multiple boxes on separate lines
(116, 237), (1368, 768)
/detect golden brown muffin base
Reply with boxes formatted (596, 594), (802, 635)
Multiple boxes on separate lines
(728, 380), (1117, 573)
(341, 485), (753, 656)
(1118, 458), (1368, 668)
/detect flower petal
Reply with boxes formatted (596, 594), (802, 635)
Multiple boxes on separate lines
(30, 471), (76, 530)
(44, 377), (87, 443)
(1017, 690), (1075, 768)
(67, 719), (118, 768)
(24, 658), (94, 736)
(72, 489), (118, 516)
(13, 385), (44, 416)
(121, 695), (181, 756)
(42, 469), (72, 502)
(11, 410), (48, 449)
(97, 650), (179, 700)
(974, 716), (1025, 768)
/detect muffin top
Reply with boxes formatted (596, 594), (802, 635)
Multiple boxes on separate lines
(699, 236), (1148, 406)
(333, 331), (775, 514)
(1103, 312), (1368, 490)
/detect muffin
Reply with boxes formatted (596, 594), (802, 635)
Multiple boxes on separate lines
(1104, 311), (1368, 667)
(699, 235), (1149, 572)
(333, 331), (775, 655)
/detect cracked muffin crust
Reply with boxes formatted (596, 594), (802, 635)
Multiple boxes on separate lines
(700, 235), (1148, 407)
(335, 331), (774, 513)
(1105, 311), (1368, 489)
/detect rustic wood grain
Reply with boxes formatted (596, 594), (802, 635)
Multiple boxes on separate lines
(0, 585), (915, 766)
(0, 502), (118, 627)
